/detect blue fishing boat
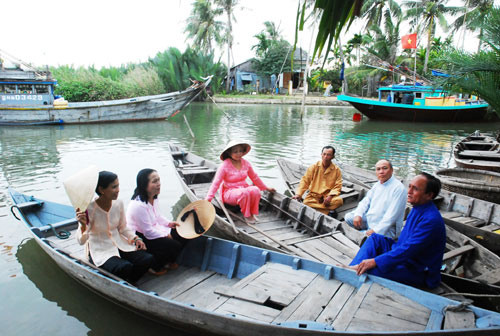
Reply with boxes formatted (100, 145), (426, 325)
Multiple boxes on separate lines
(8, 188), (500, 334)
(0, 67), (210, 125)
(337, 85), (489, 122)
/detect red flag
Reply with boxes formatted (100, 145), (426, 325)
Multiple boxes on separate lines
(401, 33), (417, 49)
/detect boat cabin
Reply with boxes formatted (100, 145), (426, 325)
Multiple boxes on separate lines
(0, 70), (56, 107)
(378, 85), (481, 107)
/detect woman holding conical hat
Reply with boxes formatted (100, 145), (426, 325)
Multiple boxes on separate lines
(75, 171), (154, 284)
(126, 168), (190, 275)
(205, 140), (275, 222)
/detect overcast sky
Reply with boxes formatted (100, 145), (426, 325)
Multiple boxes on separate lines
(2, 0), (498, 69)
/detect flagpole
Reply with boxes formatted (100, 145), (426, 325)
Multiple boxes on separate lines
(413, 47), (417, 86)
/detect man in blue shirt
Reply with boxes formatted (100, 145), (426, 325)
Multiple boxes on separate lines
(349, 172), (446, 289)
(345, 159), (406, 239)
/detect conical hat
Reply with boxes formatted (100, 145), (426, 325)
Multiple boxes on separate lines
(63, 165), (99, 211)
(176, 200), (216, 239)
(219, 140), (251, 160)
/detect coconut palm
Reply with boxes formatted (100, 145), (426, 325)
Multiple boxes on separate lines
(252, 21), (283, 58)
(214, 0), (239, 92)
(360, 0), (402, 31)
(403, 0), (463, 74)
(185, 0), (225, 55)
(450, 0), (493, 52)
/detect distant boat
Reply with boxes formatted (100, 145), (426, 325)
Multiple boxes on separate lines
(337, 85), (488, 122)
(0, 68), (211, 125)
(9, 188), (500, 334)
(454, 131), (500, 172)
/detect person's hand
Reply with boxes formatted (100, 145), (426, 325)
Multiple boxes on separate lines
(292, 195), (302, 201)
(267, 187), (276, 193)
(323, 195), (333, 206)
(365, 229), (375, 237)
(353, 258), (376, 276)
(353, 216), (363, 229)
(76, 208), (87, 226)
(134, 238), (146, 250)
(168, 221), (180, 228)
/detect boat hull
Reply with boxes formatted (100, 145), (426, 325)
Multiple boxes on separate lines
(454, 132), (500, 173)
(338, 95), (488, 122)
(0, 78), (210, 125)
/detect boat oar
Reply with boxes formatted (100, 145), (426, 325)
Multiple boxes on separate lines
(213, 195), (239, 235)
(221, 207), (296, 254)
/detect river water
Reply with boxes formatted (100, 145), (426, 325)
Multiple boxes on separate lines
(1, 102), (499, 335)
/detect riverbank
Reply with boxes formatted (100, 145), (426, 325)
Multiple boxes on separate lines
(212, 94), (350, 106)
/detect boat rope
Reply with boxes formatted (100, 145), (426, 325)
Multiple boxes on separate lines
(10, 205), (21, 221)
(47, 224), (70, 240)
(204, 88), (233, 120)
(442, 300), (473, 314)
(442, 292), (500, 298)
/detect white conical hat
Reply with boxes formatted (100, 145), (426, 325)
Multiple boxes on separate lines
(63, 165), (99, 211)
(176, 200), (216, 239)
(219, 140), (251, 160)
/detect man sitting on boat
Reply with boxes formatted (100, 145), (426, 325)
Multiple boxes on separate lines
(349, 173), (446, 289)
(292, 146), (343, 217)
(344, 159), (406, 239)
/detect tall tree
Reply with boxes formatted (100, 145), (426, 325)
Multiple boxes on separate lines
(360, 0), (402, 30)
(252, 21), (282, 58)
(185, 0), (225, 55)
(403, 0), (462, 73)
(215, 0), (239, 93)
(450, 0), (493, 52)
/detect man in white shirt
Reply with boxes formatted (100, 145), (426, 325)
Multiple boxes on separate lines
(344, 160), (407, 239)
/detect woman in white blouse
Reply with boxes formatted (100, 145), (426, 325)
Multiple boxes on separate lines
(76, 171), (153, 284)
(127, 168), (187, 275)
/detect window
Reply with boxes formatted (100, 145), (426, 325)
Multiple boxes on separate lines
(415, 92), (422, 99)
(5, 85), (16, 94)
(18, 84), (33, 94)
(34, 85), (49, 94)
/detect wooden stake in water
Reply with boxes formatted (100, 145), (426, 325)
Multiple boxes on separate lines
(183, 114), (195, 139)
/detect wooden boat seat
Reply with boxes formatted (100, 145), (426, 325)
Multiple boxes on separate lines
(474, 269), (500, 285)
(458, 150), (500, 159)
(442, 245), (475, 261)
(15, 200), (43, 210)
(36, 218), (79, 233)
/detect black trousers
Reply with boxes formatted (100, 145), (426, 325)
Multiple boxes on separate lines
(137, 229), (189, 272)
(98, 249), (154, 284)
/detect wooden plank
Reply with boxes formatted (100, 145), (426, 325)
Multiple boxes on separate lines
(316, 283), (356, 325)
(332, 281), (372, 331)
(320, 236), (357, 259)
(214, 284), (270, 304)
(442, 245), (475, 261)
(175, 273), (238, 309)
(474, 268), (500, 285)
(294, 239), (348, 265)
(347, 308), (427, 332)
(274, 276), (342, 323)
(480, 223), (500, 232)
(443, 310), (475, 330)
(215, 298), (281, 323)
(331, 232), (361, 252)
(161, 269), (216, 299)
(441, 211), (465, 220)
(452, 216), (486, 227)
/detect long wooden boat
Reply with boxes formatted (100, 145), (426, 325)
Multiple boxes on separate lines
(436, 168), (500, 204)
(454, 131), (500, 172)
(0, 68), (210, 125)
(169, 144), (369, 266)
(276, 158), (500, 298)
(337, 85), (488, 122)
(9, 189), (500, 334)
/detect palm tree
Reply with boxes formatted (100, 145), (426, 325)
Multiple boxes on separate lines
(403, 0), (462, 74)
(214, 0), (239, 93)
(185, 0), (225, 55)
(450, 0), (493, 52)
(360, 0), (402, 31)
(252, 21), (282, 58)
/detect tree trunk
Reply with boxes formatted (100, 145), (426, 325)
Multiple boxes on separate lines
(423, 17), (433, 74)
(225, 10), (232, 93)
(477, 27), (483, 53)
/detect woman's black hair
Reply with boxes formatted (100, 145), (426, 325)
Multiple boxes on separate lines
(131, 168), (157, 203)
(95, 171), (118, 195)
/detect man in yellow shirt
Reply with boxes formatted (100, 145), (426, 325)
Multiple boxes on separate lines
(292, 146), (343, 216)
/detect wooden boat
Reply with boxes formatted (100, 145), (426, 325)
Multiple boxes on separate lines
(169, 144), (369, 267)
(9, 189), (500, 334)
(436, 168), (500, 204)
(337, 85), (488, 122)
(0, 68), (210, 125)
(454, 131), (500, 172)
(276, 158), (500, 297)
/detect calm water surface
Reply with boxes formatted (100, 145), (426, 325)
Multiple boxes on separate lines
(1, 102), (499, 335)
